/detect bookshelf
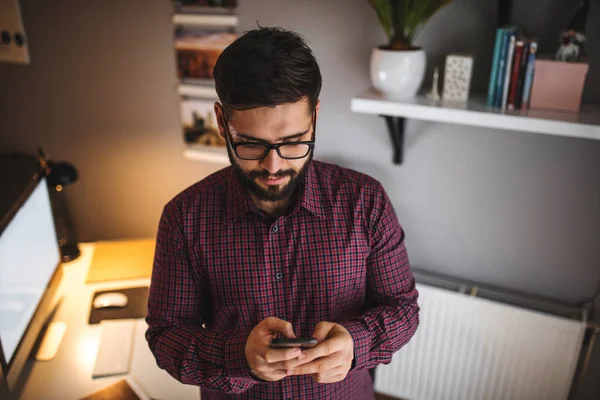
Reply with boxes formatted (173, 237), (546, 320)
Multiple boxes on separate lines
(172, 2), (237, 164)
(178, 81), (218, 98)
(172, 13), (238, 27)
(183, 144), (229, 164)
(351, 88), (600, 165)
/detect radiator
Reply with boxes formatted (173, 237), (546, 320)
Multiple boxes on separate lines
(375, 283), (586, 400)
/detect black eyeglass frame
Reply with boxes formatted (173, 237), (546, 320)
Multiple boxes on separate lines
(221, 109), (316, 161)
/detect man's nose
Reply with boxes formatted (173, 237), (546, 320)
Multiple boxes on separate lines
(260, 147), (284, 174)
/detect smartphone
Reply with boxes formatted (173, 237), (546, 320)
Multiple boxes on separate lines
(269, 337), (318, 349)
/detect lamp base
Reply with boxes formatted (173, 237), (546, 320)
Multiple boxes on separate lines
(60, 243), (81, 263)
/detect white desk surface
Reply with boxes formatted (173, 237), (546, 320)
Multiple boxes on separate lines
(18, 243), (199, 400)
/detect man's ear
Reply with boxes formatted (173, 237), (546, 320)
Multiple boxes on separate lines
(315, 99), (321, 120)
(214, 102), (226, 140)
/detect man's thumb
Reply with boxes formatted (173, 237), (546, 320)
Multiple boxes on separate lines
(263, 316), (296, 338)
(312, 321), (335, 342)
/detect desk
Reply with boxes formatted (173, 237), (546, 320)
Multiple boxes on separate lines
(18, 243), (199, 400)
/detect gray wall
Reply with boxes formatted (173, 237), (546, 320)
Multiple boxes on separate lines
(0, 0), (599, 397)
(0, 0), (221, 240)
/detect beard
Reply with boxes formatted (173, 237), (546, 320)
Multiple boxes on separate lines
(227, 145), (313, 202)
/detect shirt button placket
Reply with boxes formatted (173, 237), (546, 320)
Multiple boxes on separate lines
(270, 222), (286, 325)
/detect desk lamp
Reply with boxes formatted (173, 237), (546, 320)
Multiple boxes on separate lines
(38, 148), (81, 263)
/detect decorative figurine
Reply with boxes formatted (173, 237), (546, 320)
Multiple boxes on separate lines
(428, 67), (441, 101)
(556, 0), (590, 62)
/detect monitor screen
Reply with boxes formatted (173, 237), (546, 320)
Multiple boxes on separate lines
(0, 177), (60, 365)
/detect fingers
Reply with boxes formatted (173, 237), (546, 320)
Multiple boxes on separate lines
(249, 347), (305, 382)
(246, 317), (300, 382)
(287, 352), (344, 376)
(268, 354), (308, 372)
(301, 334), (343, 362)
(311, 365), (349, 383)
(263, 348), (304, 364)
(312, 321), (335, 342)
(250, 366), (288, 382)
(281, 340), (339, 370)
(261, 317), (296, 338)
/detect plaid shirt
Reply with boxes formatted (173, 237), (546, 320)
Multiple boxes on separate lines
(146, 160), (419, 400)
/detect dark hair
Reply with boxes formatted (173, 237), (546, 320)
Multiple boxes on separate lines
(213, 27), (322, 115)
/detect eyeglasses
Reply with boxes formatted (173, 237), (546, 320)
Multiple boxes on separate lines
(222, 111), (316, 161)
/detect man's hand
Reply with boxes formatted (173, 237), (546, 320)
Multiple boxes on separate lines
(245, 317), (306, 382)
(287, 322), (354, 383)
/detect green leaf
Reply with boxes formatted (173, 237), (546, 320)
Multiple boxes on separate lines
(368, 0), (394, 41)
(369, 0), (453, 46)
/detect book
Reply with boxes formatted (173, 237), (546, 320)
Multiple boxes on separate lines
(487, 28), (505, 106)
(507, 40), (524, 110)
(521, 40), (538, 109)
(514, 41), (530, 109)
(494, 27), (518, 108)
(494, 29), (511, 108)
(501, 33), (516, 109)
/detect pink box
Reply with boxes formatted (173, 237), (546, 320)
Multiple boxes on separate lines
(530, 59), (589, 112)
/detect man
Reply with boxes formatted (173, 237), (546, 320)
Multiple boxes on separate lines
(146, 27), (419, 400)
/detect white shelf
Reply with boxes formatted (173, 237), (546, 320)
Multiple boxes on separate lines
(178, 83), (218, 98)
(173, 13), (238, 27)
(183, 145), (228, 164)
(351, 88), (600, 141)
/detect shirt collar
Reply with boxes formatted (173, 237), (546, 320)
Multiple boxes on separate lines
(224, 167), (255, 222)
(224, 161), (326, 222)
(295, 161), (326, 219)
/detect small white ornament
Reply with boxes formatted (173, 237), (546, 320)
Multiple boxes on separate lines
(428, 67), (441, 101)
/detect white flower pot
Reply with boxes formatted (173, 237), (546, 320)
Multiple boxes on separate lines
(370, 47), (426, 99)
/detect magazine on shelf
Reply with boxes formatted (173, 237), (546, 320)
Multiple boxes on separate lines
(175, 29), (238, 80)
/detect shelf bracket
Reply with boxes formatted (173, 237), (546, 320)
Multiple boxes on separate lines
(382, 116), (406, 165)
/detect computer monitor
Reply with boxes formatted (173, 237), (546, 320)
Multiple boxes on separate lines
(0, 153), (63, 393)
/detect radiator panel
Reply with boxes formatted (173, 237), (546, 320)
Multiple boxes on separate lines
(374, 284), (585, 400)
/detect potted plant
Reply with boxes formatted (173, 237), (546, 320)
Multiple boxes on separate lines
(368, 0), (453, 99)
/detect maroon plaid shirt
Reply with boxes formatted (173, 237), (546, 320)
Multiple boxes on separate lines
(146, 160), (419, 400)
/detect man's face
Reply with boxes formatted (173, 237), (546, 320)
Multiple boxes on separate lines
(216, 99), (318, 202)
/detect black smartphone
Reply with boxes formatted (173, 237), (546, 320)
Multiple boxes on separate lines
(269, 337), (318, 349)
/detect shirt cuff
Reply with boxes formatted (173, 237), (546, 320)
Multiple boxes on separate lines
(339, 321), (370, 370)
(223, 330), (259, 383)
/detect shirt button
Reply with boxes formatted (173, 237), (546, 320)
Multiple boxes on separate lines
(272, 225), (279, 233)
(281, 316), (287, 321)
(276, 272), (283, 280)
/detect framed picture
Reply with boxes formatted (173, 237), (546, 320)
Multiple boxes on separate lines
(181, 99), (225, 147)
(175, 29), (237, 81)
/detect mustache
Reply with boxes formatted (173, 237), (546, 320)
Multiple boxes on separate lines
(248, 169), (296, 180)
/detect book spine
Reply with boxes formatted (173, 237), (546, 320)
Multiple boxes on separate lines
(487, 28), (505, 106)
(507, 41), (524, 110)
(494, 30), (511, 108)
(501, 33), (516, 110)
(521, 40), (538, 109)
(514, 41), (529, 109)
